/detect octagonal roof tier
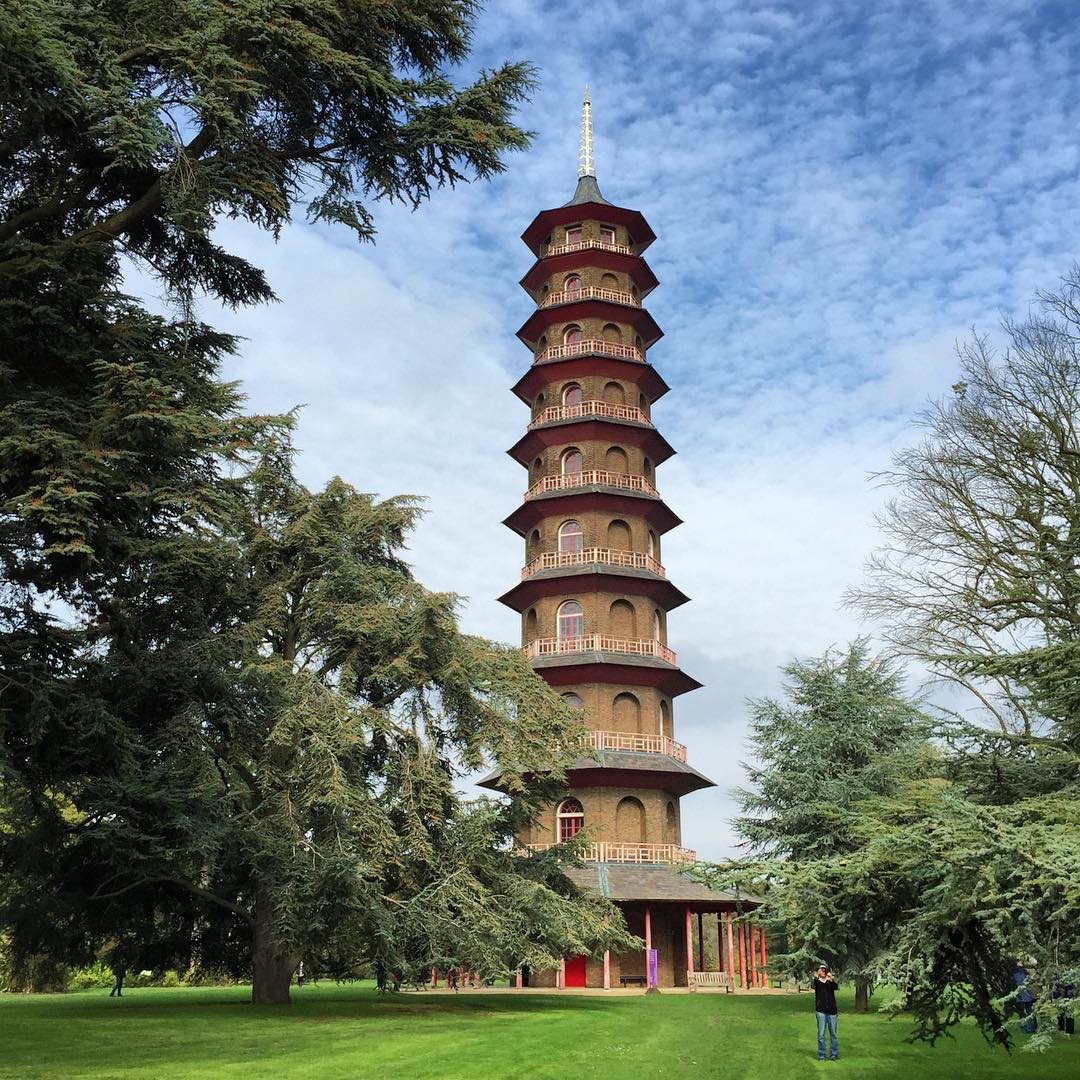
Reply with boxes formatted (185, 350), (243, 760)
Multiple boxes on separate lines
(521, 197), (657, 258)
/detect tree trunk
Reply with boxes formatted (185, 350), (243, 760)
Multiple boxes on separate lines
(854, 977), (871, 1012)
(251, 884), (296, 1005)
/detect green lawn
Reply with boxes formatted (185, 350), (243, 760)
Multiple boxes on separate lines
(1, 983), (1076, 1080)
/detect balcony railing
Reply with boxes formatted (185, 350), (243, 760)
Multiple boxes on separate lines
(521, 547), (666, 580)
(542, 238), (635, 259)
(535, 338), (645, 364)
(524, 634), (677, 666)
(588, 729), (688, 763)
(525, 470), (658, 500)
(539, 286), (640, 309)
(527, 841), (696, 865)
(528, 400), (651, 429)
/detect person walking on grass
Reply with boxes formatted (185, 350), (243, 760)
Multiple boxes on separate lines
(108, 961), (126, 998)
(812, 964), (839, 1061)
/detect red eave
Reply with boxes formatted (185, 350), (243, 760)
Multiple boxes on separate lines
(521, 201), (656, 257)
(498, 570), (690, 614)
(512, 356), (670, 405)
(565, 766), (712, 797)
(532, 658), (702, 699)
(516, 301), (663, 350)
(507, 419), (675, 467)
(520, 250), (659, 299)
(503, 490), (682, 538)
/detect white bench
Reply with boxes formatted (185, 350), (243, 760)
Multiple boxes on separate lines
(687, 971), (734, 993)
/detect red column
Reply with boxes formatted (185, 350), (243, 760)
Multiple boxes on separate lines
(603, 949), (611, 990)
(644, 904), (653, 986)
(685, 906), (695, 982)
(515, 969), (523, 989)
(738, 921), (748, 988)
(558, 957), (565, 990)
(747, 921), (756, 987)
(697, 912), (705, 971)
(760, 925), (768, 982)
(725, 912), (736, 983)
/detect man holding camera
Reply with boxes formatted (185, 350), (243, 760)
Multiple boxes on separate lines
(813, 964), (839, 1060)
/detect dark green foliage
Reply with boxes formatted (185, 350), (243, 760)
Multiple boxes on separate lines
(0, 0), (535, 303)
(0, 0), (626, 1008)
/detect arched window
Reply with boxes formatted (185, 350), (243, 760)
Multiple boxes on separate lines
(665, 802), (678, 843)
(602, 323), (622, 343)
(536, 335), (548, 357)
(607, 519), (631, 551)
(605, 446), (629, 475)
(564, 274), (582, 294)
(635, 334), (644, 351)
(524, 608), (538, 642)
(647, 530), (659, 560)
(639, 392), (648, 416)
(561, 448), (582, 476)
(557, 600), (584, 640)
(528, 529), (541, 557)
(613, 692), (642, 733)
(653, 609), (663, 641)
(561, 692), (584, 709)
(562, 383), (582, 408)
(643, 457), (654, 483)
(660, 699), (672, 739)
(563, 325), (582, 346)
(609, 599), (637, 639)
(557, 798), (584, 843)
(565, 225), (582, 246)
(533, 392), (545, 418)
(599, 225), (616, 245)
(615, 796), (646, 842)
(603, 381), (626, 405)
(600, 272), (619, 291)
(558, 520), (584, 554)
(530, 456), (543, 483)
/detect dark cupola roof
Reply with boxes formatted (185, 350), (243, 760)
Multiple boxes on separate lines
(564, 174), (611, 207)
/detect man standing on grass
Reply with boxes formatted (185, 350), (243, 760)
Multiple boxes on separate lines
(812, 964), (839, 1060)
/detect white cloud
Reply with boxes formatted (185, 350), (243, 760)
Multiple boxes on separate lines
(153, 1), (1080, 860)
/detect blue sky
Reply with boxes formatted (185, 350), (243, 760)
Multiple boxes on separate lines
(190, 1), (1080, 858)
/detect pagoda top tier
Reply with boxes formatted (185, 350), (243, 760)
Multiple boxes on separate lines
(520, 194), (656, 258)
(520, 90), (656, 257)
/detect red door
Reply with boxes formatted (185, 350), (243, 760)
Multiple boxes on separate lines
(565, 955), (587, 987)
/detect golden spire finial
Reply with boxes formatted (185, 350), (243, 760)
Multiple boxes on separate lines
(578, 86), (594, 178)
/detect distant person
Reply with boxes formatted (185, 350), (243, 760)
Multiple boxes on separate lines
(296, 961), (305, 987)
(812, 964), (839, 1061)
(1052, 982), (1074, 1035)
(109, 961), (126, 998)
(1013, 961), (1035, 1033)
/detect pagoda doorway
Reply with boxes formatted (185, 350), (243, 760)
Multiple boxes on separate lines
(565, 955), (587, 987)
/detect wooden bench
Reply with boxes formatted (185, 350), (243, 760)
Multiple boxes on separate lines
(619, 975), (647, 987)
(687, 971), (734, 993)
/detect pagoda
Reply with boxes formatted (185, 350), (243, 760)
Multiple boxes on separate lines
(483, 92), (763, 991)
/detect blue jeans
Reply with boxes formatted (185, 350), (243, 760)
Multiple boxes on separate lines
(816, 1011), (838, 1059)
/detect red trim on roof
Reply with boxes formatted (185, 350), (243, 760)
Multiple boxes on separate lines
(498, 571), (690, 614)
(507, 420), (675, 467)
(520, 202), (656, 256)
(520, 250), (659, 299)
(503, 491), (682, 538)
(516, 302), (663, 350)
(512, 356), (670, 405)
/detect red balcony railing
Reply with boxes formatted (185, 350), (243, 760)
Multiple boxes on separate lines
(588, 729), (688, 763)
(535, 338), (645, 364)
(524, 634), (677, 666)
(521, 547), (666, 580)
(528, 400), (651, 429)
(539, 286), (640, 309)
(527, 841), (696, 865)
(542, 238), (635, 259)
(525, 470), (658, 500)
